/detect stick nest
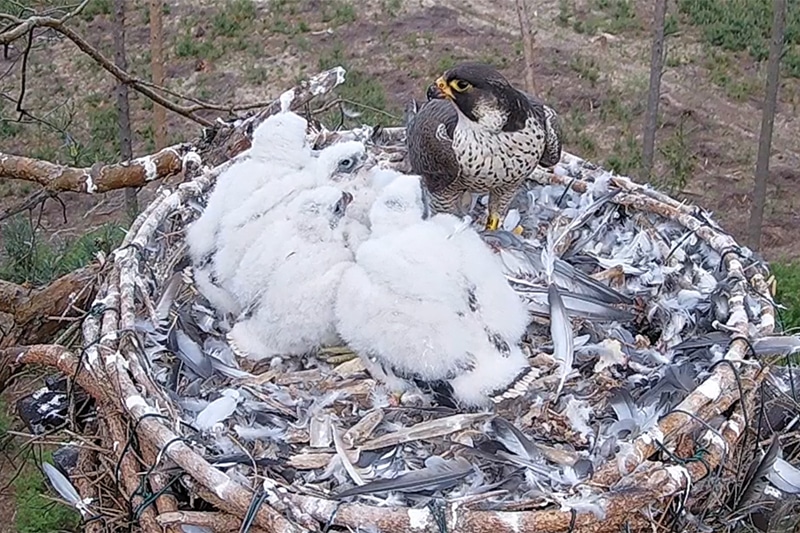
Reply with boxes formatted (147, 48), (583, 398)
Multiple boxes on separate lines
(13, 68), (800, 533)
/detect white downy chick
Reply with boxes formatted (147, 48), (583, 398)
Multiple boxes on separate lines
(334, 174), (534, 409)
(227, 185), (355, 360)
(213, 139), (367, 310)
(186, 111), (311, 315)
(333, 166), (409, 251)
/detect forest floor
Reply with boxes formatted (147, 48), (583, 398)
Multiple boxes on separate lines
(0, 0), (799, 264)
(1, 1), (800, 528)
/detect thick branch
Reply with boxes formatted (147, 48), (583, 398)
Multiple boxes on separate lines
(0, 144), (194, 193)
(0, 263), (99, 348)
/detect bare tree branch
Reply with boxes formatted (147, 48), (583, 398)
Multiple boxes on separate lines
(0, 143), (195, 193)
(0, 263), (99, 348)
(0, 188), (51, 223)
(0, 0), (88, 42)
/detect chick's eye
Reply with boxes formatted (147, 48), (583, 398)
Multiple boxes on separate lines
(451, 80), (471, 92)
(338, 157), (355, 172)
(386, 198), (405, 211)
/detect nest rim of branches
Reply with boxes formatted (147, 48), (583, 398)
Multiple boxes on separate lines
(10, 66), (795, 533)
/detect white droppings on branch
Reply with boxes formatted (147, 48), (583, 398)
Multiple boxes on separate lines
(181, 150), (203, 171)
(310, 66), (346, 95)
(211, 477), (232, 500)
(84, 172), (97, 193)
(700, 429), (727, 452)
(497, 512), (523, 533)
(695, 374), (722, 401)
(407, 508), (431, 531)
(132, 154), (159, 181)
(280, 89), (295, 112)
(125, 394), (153, 414)
(665, 465), (690, 487)
(105, 350), (129, 370)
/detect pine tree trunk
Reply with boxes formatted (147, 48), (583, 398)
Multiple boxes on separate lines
(112, 0), (137, 218)
(150, 0), (167, 150)
(748, 0), (786, 250)
(514, 0), (537, 95)
(641, 0), (668, 182)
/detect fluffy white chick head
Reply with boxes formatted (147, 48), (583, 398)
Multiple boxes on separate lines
(249, 111), (311, 168)
(367, 173), (427, 236)
(313, 140), (368, 182)
(285, 185), (354, 242)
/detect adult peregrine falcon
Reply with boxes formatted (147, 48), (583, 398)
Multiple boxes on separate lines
(405, 62), (562, 231)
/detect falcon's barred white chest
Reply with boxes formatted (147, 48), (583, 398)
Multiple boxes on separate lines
(451, 113), (547, 191)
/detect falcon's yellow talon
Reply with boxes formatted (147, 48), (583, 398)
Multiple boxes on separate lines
(512, 224), (524, 236)
(485, 213), (501, 231)
(767, 274), (777, 297)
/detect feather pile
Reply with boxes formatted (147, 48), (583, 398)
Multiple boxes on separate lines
(31, 95), (800, 531)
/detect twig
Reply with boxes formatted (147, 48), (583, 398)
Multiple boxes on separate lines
(0, 188), (51, 223)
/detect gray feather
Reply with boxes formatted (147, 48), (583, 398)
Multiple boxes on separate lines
(549, 283), (574, 400)
(334, 456), (473, 498)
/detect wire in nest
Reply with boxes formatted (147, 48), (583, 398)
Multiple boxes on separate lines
(711, 346), (752, 433)
(567, 508), (577, 533)
(654, 439), (712, 483)
(112, 412), (171, 494)
(321, 501), (344, 533)
(130, 436), (189, 521)
(240, 485), (269, 533)
(664, 227), (698, 264)
(555, 176), (578, 208)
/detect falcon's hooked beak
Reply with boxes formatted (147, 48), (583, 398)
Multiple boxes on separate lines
(426, 83), (445, 101)
(435, 76), (454, 100)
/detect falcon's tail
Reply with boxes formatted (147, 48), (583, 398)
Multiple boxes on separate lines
(539, 105), (563, 168)
(403, 99), (420, 130)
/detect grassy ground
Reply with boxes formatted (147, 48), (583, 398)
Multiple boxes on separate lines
(0, 396), (81, 533)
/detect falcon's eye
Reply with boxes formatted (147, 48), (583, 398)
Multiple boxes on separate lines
(338, 157), (357, 173)
(450, 79), (471, 93)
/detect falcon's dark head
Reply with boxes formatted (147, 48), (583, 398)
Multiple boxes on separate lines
(434, 62), (529, 132)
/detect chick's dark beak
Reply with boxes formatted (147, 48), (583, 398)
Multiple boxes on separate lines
(334, 191), (353, 217)
(435, 76), (454, 99)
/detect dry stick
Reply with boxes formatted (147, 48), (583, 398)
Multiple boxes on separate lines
(155, 511), (271, 533)
(83, 282), (161, 531)
(107, 175), (307, 533)
(0, 144), (195, 193)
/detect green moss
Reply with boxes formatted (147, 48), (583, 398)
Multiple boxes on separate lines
(14, 453), (81, 533)
(771, 262), (800, 332)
